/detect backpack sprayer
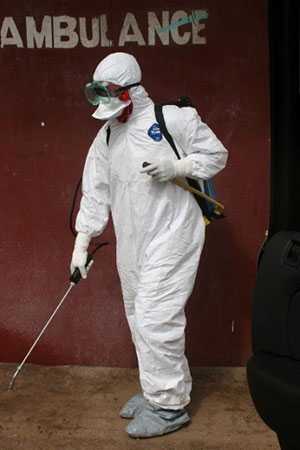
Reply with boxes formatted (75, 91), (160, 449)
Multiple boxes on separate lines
(142, 162), (225, 225)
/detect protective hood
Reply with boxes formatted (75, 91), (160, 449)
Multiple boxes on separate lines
(91, 52), (142, 120)
(93, 52), (142, 86)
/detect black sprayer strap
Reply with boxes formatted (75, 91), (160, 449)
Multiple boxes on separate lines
(154, 104), (212, 218)
(154, 105), (180, 159)
(106, 126), (111, 146)
(69, 177), (82, 236)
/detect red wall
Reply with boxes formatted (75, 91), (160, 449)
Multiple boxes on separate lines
(0, 0), (270, 366)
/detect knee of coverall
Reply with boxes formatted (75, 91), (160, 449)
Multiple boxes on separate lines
(134, 302), (187, 353)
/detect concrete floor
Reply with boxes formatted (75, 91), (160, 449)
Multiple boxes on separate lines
(0, 365), (279, 450)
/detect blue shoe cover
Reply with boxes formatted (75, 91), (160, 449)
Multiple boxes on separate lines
(120, 393), (147, 419)
(126, 403), (190, 438)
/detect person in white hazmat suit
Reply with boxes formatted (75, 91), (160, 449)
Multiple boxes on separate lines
(70, 52), (228, 438)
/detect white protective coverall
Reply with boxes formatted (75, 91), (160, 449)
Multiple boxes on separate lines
(75, 53), (228, 410)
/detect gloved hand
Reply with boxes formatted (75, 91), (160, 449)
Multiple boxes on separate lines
(70, 232), (91, 279)
(141, 158), (193, 182)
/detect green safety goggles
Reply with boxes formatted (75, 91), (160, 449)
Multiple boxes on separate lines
(84, 81), (140, 106)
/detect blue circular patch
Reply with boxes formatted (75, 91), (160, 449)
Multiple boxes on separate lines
(148, 123), (162, 142)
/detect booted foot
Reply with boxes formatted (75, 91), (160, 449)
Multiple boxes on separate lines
(120, 393), (147, 419)
(126, 403), (190, 438)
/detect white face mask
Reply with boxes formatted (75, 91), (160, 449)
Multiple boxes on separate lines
(92, 97), (131, 120)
